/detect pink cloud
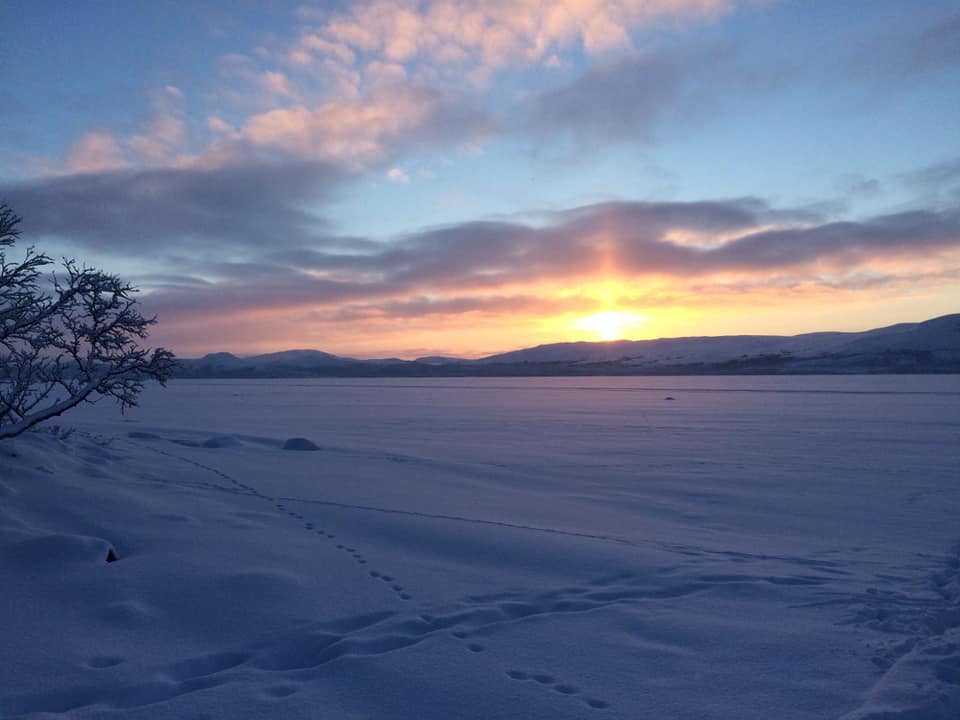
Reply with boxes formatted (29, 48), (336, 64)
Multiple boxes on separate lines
(387, 167), (410, 183)
(366, 60), (408, 84)
(296, 0), (741, 77)
(66, 130), (128, 173)
(130, 114), (186, 163)
(298, 35), (356, 64)
(206, 116), (236, 135)
(258, 70), (294, 97)
(240, 83), (489, 164)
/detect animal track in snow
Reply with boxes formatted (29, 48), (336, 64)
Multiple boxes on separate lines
(119, 436), (631, 713)
(505, 668), (608, 710)
(271, 498), (415, 603)
(130, 437), (418, 608)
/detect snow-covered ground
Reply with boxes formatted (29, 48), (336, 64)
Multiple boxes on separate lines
(1, 376), (959, 719)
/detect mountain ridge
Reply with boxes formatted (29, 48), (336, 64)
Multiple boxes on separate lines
(175, 313), (960, 377)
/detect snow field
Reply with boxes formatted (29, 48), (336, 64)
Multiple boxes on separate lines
(1, 376), (958, 719)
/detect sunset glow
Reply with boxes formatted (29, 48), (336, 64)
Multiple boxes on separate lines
(574, 311), (648, 342)
(1, 2), (957, 358)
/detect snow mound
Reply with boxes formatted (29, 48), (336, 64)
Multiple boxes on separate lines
(128, 431), (161, 440)
(4, 533), (116, 570)
(842, 632), (960, 719)
(842, 547), (960, 719)
(202, 435), (243, 449)
(282, 437), (321, 451)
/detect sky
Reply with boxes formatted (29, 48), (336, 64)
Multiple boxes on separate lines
(1, 0), (959, 359)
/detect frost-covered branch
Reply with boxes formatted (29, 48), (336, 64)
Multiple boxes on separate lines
(0, 203), (175, 439)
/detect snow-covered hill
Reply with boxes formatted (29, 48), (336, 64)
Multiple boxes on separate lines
(181, 349), (361, 375)
(175, 314), (960, 376)
(480, 314), (960, 366)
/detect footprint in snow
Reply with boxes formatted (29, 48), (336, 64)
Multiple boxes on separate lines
(505, 668), (608, 709)
(272, 501), (415, 603)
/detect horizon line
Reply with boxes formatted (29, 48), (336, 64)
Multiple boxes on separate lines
(177, 311), (958, 362)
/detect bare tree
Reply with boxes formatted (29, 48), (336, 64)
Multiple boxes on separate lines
(0, 203), (174, 439)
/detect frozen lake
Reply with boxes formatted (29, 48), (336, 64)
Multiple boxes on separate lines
(2, 375), (959, 719)
(73, 373), (960, 469)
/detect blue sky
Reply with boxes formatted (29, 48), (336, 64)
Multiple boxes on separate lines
(1, 0), (958, 357)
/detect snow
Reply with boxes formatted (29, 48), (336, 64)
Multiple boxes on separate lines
(1, 375), (958, 719)
(282, 437), (322, 451)
(479, 314), (960, 366)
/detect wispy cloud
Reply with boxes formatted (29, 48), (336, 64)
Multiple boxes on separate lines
(906, 12), (960, 72)
(530, 52), (685, 143)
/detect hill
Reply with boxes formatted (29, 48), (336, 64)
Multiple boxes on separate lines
(174, 314), (960, 377)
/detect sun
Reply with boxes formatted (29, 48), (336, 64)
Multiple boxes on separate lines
(575, 311), (647, 341)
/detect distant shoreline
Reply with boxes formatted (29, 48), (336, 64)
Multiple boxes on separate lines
(173, 365), (960, 379)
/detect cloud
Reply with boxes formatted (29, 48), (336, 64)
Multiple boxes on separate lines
(703, 210), (960, 271)
(897, 156), (960, 208)
(207, 116), (236, 135)
(326, 293), (594, 321)
(37, 1), (740, 183)
(293, 0), (740, 74)
(130, 113), (186, 163)
(296, 35), (356, 65)
(526, 46), (729, 144)
(0, 160), (345, 251)
(366, 60), (408, 84)
(65, 130), (128, 173)
(240, 82), (493, 165)
(835, 173), (882, 199)
(4, 172), (940, 355)
(387, 167), (410, 183)
(258, 71), (295, 98)
(129, 85), (188, 164)
(102, 197), (959, 334)
(907, 12), (960, 72)
(843, 10), (960, 83)
(900, 156), (960, 189)
(47, 84), (189, 174)
(7, 161), (955, 319)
